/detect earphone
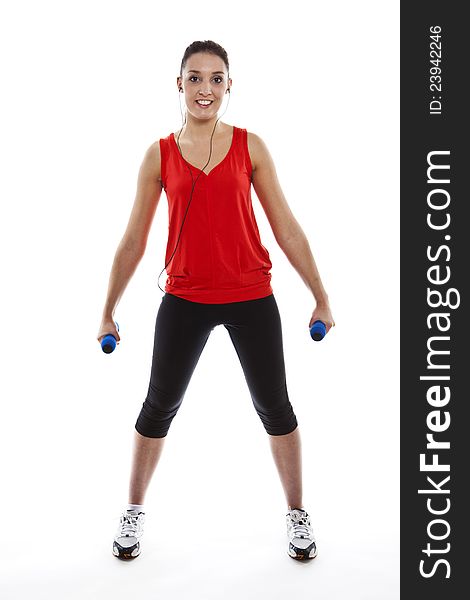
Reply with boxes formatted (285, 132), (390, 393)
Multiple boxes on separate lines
(157, 84), (231, 293)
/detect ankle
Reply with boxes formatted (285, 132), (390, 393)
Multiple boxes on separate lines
(127, 502), (145, 512)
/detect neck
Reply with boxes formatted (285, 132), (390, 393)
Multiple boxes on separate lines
(179, 113), (223, 141)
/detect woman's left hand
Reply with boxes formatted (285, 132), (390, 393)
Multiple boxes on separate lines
(308, 301), (335, 334)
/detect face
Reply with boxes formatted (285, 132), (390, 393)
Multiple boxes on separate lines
(178, 52), (230, 119)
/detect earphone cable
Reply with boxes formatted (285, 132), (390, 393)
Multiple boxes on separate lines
(157, 88), (231, 293)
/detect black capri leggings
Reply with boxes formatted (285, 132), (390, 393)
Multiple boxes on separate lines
(135, 292), (298, 438)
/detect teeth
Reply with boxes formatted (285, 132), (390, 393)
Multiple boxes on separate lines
(197, 100), (212, 105)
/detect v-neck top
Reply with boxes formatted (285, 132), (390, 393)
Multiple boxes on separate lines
(159, 125), (273, 303)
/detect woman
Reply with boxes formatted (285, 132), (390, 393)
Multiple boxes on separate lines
(97, 40), (335, 561)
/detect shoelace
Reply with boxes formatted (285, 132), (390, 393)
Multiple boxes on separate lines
(288, 511), (312, 539)
(119, 512), (143, 537)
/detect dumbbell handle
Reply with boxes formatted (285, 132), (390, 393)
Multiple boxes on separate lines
(101, 321), (120, 354)
(310, 320), (326, 341)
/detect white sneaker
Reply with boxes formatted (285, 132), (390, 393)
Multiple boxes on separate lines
(286, 507), (317, 560)
(112, 509), (146, 559)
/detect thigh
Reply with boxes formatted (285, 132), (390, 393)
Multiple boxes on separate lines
(223, 294), (287, 397)
(148, 293), (214, 396)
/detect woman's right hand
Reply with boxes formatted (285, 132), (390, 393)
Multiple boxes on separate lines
(97, 317), (121, 345)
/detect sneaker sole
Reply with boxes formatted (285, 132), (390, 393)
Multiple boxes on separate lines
(113, 540), (141, 560)
(288, 542), (318, 560)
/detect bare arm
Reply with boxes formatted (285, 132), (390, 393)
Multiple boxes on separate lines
(248, 131), (330, 307)
(99, 141), (163, 322)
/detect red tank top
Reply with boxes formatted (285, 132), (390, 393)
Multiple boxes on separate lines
(159, 125), (273, 303)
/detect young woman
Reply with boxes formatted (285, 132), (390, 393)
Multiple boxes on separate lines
(97, 40), (335, 561)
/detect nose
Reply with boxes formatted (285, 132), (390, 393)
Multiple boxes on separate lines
(197, 83), (214, 95)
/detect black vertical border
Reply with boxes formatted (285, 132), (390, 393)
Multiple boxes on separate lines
(401, 2), (468, 597)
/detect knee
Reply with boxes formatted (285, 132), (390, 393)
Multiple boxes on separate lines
(261, 409), (298, 436)
(252, 385), (298, 436)
(134, 382), (184, 438)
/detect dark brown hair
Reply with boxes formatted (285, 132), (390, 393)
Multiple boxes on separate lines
(180, 40), (230, 78)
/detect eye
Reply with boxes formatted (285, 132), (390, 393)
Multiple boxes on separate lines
(188, 76), (224, 83)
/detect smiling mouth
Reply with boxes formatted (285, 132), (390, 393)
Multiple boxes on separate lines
(195, 100), (214, 106)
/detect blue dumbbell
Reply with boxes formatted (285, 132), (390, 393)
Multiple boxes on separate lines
(310, 320), (326, 341)
(101, 321), (120, 354)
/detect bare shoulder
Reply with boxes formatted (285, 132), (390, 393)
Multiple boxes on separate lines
(246, 130), (274, 174)
(142, 139), (163, 188)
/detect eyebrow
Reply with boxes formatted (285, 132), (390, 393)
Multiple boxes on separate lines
(187, 70), (225, 75)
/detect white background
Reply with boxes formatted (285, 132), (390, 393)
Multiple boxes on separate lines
(0, 1), (399, 598)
